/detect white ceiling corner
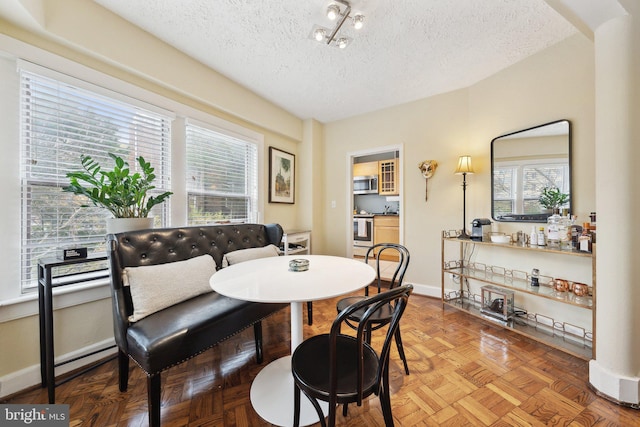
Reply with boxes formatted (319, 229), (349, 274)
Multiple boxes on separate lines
(548, 0), (629, 33)
(91, 0), (577, 123)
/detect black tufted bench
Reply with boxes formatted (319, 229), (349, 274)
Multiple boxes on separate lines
(106, 223), (287, 427)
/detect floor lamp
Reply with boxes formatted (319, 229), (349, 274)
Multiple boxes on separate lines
(454, 155), (474, 239)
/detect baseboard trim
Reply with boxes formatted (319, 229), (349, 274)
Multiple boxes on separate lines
(407, 282), (441, 299)
(0, 338), (117, 400)
(589, 359), (640, 408)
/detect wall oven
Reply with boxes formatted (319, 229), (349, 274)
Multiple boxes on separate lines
(353, 175), (378, 194)
(353, 216), (374, 247)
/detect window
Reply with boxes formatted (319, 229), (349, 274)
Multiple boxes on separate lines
(492, 166), (516, 218)
(493, 160), (569, 217)
(19, 66), (172, 293)
(185, 121), (258, 224)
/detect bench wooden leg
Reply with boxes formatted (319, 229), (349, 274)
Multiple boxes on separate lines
(307, 301), (313, 326)
(147, 374), (161, 427)
(254, 321), (263, 364)
(118, 350), (129, 392)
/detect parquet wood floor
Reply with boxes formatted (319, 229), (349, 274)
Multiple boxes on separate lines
(4, 293), (639, 426)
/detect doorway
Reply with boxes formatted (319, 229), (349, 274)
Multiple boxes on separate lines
(347, 145), (403, 263)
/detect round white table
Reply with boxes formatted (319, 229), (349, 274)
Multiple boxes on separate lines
(210, 255), (375, 427)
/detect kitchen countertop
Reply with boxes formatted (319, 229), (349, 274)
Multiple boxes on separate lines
(353, 212), (398, 218)
(354, 212), (398, 218)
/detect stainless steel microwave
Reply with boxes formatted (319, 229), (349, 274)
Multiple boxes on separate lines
(353, 175), (378, 194)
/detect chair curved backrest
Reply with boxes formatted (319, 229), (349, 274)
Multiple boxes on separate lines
(331, 284), (413, 407)
(364, 243), (410, 296)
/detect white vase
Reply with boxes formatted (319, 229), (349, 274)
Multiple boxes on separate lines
(106, 217), (154, 234)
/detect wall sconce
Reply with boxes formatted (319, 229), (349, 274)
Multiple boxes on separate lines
(418, 160), (438, 201)
(454, 155), (474, 238)
(310, 0), (365, 49)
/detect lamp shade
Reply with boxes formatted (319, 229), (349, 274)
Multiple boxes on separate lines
(454, 155), (474, 175)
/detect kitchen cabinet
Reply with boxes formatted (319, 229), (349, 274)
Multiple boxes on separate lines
(441, 230), (595, 360)
(281, 230), (311, 255)
(374, 215), (399, 261)
(378, 159), (398, 195)
(353, 161), (378, 177)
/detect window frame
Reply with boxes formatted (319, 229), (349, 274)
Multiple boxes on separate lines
(185, 118), (261, 225)
(493, 158), (570, 216)
(0, 41), (265, 312)
(18, 63), (174, 294)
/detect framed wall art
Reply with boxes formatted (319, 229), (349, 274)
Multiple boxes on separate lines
(269, 147), (295, 204)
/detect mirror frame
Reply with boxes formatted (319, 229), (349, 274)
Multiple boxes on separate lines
(490, 119), (572, 223)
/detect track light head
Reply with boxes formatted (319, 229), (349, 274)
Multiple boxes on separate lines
(327, 4), (340, 20)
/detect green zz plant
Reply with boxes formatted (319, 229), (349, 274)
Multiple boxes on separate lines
(64, 153), (173, 218)
(538, 186), (569, 211)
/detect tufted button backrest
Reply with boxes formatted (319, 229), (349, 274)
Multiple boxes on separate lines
(106, 223), (284, 333)
(110, 223), (282, 270)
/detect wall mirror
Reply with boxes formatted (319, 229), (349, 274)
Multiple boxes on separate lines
(491, 119), (571, 222)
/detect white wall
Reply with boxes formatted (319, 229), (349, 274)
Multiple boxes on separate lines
(322, 32), (595, 296)
(324, 89), (470, 292)
(469, 33), (596, 225)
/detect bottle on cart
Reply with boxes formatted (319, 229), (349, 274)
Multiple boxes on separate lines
(530, 268), (540, 287)
(559, 210), (573, 250)
(546, 208), (561, 248)
(537, 226), (546, 247)
(578, 223), (592, 252)
(570, 218), (582, 250)
(530, 226), (538, 246)
(589, 211), (597, 244)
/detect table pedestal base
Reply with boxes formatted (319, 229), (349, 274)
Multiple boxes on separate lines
(250, 356), (328, 427)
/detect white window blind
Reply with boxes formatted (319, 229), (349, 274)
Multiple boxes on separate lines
(493, 161), (569, 217)
(186, 123), (258, 225)
(19, 67), (172, 292)
(493, 166), (516, 218)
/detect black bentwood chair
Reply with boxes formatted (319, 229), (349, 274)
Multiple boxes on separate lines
(336, 243), (411, 375)
(291, 285), (413, 427)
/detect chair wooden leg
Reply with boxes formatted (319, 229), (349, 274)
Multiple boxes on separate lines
(147, 374), (161, 427)
(394, 328), (410, 375)
(380, 367), (395, 427)
(254, 321), (263, 364)
(300, 389), (327, 427)
(342, 403), (349, 416)
(327, 398), (336, 427)
(293, 383), (301, 427)
(117, 350), (129, 392)
(307, 301), (313, 325)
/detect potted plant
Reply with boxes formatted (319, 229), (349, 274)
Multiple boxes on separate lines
(64, 153), (173, 233)
(538, 186), (569, 212)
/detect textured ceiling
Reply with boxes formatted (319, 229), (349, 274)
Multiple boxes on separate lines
(93, 0), (576, 123)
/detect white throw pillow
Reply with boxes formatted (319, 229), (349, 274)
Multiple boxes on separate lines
(123, 254), (216, 322)
(222, 244), (280, 268)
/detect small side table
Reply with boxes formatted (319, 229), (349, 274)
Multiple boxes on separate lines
(281, 229), (311, 255)
(38, 254), (115, 403)
(281, 230), (313, 323)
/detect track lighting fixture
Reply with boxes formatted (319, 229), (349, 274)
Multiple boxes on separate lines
(310, 0), (364, 49)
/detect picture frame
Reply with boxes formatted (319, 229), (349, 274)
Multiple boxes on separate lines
(269, 147), (295, 204)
